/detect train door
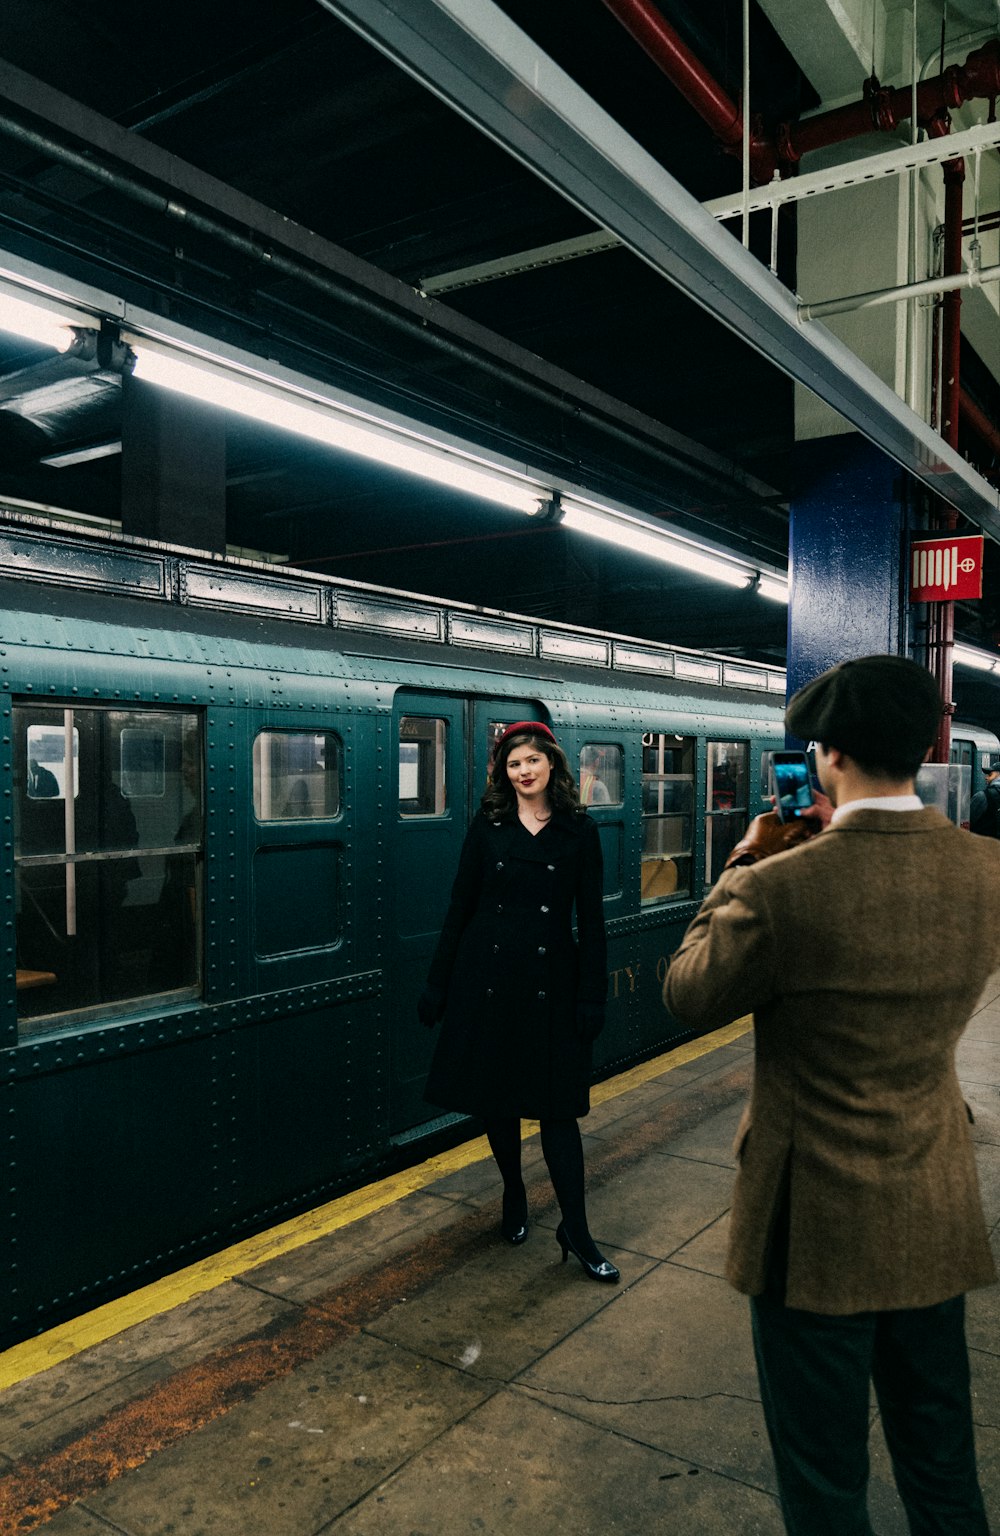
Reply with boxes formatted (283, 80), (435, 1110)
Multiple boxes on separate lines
(389, 693), (469, 1136)
(388, 692), (541, 1138)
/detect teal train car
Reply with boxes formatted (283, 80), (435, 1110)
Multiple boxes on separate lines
(0, 512), (793, 1344)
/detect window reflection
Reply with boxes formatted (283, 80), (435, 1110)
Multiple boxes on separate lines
(579, 744), (623, 806)
(15, 705), (203, 1035)
(399, 717), (447, 817)
(641, 734), (694, 902)
(706, 741), (749, 886)
(253, 732), (341, 821)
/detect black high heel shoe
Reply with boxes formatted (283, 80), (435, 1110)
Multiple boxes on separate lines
(501, 1190), (529, 1246)
(556, 1221), (620, 1283)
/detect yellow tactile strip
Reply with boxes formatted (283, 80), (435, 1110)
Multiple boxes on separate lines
(0, 1026), (753, 1534)
(0, 1016), (751, 1396)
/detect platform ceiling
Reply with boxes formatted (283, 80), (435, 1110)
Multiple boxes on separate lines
(0, 0), (998, 671)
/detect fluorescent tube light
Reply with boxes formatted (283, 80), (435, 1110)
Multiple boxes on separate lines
(40, 441), (123, 468)
(0, 289), (88, 353)
(128, 343), (547, 516)
(560, 503), (752, 588)
(953, 643), (999, 672)
(757, 575), (789, 604)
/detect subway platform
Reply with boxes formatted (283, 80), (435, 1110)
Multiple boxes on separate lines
(0, 993), (998, 1536)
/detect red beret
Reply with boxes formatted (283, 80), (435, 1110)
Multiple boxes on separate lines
(494, 720), (556, 754)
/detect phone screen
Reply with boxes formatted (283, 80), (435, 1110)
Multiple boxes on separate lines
(772, 752), (815, 821)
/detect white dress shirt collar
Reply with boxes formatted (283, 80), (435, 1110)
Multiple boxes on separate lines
(830, 794), (923, 825)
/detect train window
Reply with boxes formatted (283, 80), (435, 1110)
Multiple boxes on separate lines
(26, 724), (78, 800)
(641, 733), (694, 903)
(14, 705), (203, 1036)
(705, 741), (750, 885)
(579, 744), (623, 806)
(253, 732), (341, 820)
(399, 717), (447, 817)
(120, 728), (166, 798)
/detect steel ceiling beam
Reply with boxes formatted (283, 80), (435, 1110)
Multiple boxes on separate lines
(320, 0), (1000, 540)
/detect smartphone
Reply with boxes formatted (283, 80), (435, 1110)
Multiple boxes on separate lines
(770, 750), (815, 822)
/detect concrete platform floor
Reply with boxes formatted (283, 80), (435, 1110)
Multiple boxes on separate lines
(0, 988), (999, 1536)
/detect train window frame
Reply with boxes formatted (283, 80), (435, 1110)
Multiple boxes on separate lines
(13, 702), (204, 1038)
(640, 732), (695, 904)
(253, 730), (343, 822)
(399, 716), (448, 818)
(705, 740), (750, 887)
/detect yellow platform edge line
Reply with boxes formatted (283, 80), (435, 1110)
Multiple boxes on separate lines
(0, 1016), (751, 1391)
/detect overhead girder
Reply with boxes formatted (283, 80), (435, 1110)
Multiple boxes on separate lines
(319, 0), (1000, 542)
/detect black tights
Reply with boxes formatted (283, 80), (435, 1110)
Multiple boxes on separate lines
(484, 1115), (597, 1258)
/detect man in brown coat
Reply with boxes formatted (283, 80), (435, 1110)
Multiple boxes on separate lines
(665, 654), (1000, 1535)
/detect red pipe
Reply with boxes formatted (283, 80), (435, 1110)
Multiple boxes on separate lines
(600, 0), (777, 181)
(784, 41), (1000, 164)
(940, 157), (966, 451)
(600, 0), (1000, 184)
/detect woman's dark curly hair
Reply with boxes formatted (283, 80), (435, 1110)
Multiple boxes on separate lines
(480, 729), (582, 819)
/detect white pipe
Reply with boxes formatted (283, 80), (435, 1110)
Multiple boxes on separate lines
(906, 0), (920, 415)
(799, 260), (1000, 321)
(742, 0), (751, 250)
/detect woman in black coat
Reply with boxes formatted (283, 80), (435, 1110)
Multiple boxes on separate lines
(419, 721), (617, 1282)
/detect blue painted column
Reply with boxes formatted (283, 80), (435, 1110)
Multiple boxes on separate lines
(786, 434), (908, 720)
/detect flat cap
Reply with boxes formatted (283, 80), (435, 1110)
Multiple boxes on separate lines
(785, 655), (941, 769)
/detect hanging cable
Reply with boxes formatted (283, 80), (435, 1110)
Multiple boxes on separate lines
(741, 0), (751, 249)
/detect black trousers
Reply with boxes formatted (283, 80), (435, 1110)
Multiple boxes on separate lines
(750, 1289), (989, 1535)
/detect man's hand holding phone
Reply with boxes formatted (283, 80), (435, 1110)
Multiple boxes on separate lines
(724, 810), (819, 869)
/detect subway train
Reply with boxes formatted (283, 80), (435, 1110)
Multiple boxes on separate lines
(0, 511), (995, 1345)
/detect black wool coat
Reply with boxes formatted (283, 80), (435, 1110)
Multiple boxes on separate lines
(424, 809), (608, 1120)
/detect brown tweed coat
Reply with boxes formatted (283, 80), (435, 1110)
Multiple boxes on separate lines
(665, 807), (1000, 1315)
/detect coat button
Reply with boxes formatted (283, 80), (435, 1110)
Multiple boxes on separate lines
(540, 904), (549, 913)
(537, 946), (546, 956)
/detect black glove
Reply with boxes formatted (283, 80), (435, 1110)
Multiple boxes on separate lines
(417, 987), (446, 1029)
(576, 1002), (605, 1042)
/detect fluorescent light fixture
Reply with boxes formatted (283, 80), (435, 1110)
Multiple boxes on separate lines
(124, 333), (788, 596)
(0, 289), (88, 353)
(560, 501), (752, 588)
(757, 575), (790, 604)
(128, 342), (547, 516)
(40, 441), (122, 468)
(953, 643), (999, 672)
